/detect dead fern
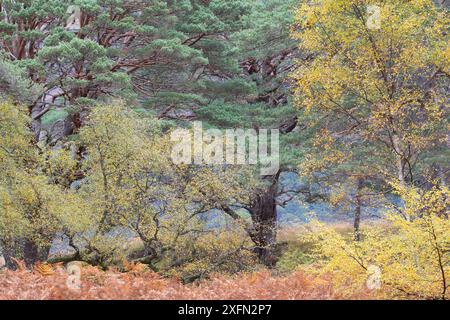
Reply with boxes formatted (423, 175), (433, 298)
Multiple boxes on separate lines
(34, 263), (55, 276)
(0, 267), (375, 300)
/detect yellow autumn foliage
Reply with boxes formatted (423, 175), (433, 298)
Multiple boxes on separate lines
(306, 185), (449, 299)
(0, 102), (86, 263)
(0, 101), (257, 274)
(292, 0), (449, 184)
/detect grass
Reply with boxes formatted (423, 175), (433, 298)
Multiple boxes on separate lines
(41, 108), (70, 127)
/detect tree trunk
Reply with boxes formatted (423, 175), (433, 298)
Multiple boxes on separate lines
(354, 178), (364, 242)
(392, 134), (406, 186)
(397, 154), (406, 186)
(23, 239), (50, 268)
(1, 248), (17, 270)
(249, 171), (280, 267)
(1, 239), (49, 269)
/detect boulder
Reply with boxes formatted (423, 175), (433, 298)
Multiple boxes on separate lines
(49, 117), (75, 143)
(165, 108), (196, 120)
(37, 130), (48, 149)
(70, 179), (84, 191)
(31, 87), (70, 140)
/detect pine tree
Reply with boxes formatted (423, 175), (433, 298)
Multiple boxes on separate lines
(0, 0), (253, 134)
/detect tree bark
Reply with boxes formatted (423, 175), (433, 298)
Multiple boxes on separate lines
(392, 134), (406, 186)
(23, 239), (50, 268)
(1, 239), (49, 270)
(249, 171), (280, 267)
(354, 178), (364, 241)
(1, 248), (17, 270)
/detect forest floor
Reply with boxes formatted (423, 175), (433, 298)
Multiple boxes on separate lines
(0, 266), (374, 300)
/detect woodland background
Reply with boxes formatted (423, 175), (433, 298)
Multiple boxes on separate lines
(0, 0), (448, 300)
